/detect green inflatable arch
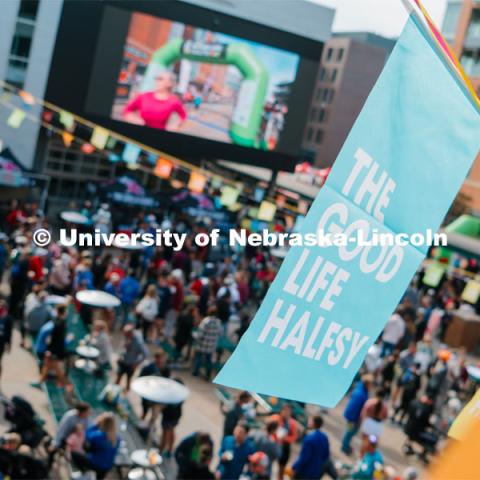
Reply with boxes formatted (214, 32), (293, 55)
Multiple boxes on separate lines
(142, 38), (269, 148)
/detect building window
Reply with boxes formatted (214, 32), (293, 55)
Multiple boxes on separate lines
(325, 89), (334, 104)
(316, 88), (323, 102)
(319, 67), (326, 81)
(18, 0), (40, 20)
(318, 108), (326, 123)
(4, 1), (40, 88)
(306, 127), (313, 142)
(310, 108), (317, 121)
(442, 2), (462, 43)
(331, 69), (337, 82)
(326, 47), (333, 61)
(322, 88), (329, 101)
(467, 9), (480, 42)
(461, 49), (480, 76)
(337, 48), (344, 62)
(315, 129), (324, 144)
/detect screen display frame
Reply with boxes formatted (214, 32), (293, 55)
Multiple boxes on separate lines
(45, 0), (323, 172)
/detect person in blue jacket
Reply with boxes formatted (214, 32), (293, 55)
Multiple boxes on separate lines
(341, 374), (373, 455)
(292, 415), (336, 480)
(119, 269), (140, 325)
(217, 422), (255, 480)
(71, 412), (120, 479)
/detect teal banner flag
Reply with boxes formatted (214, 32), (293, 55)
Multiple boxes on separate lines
(214, 14), (480, 407)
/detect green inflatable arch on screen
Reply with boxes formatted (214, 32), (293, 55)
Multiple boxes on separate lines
(142, 38), (269, 149)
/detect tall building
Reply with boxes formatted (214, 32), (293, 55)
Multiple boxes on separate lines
(442, 0), (480, 212)
(0, 0), (63, 169)
(301, 34), (394, 168)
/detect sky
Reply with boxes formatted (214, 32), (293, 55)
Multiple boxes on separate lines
(311, 0), (448, 38)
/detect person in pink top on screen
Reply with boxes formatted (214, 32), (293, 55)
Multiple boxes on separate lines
(123, 71), (187, 131)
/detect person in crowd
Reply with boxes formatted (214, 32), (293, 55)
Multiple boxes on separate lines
(243, 451), (270, 480)
(48, 401), (91, 467)
(175, 431), (214, 480)
(181, 443), (215, 480)
(135, 284), (159, 341)
(360, 389), (388, 448)
(91, 320), (113, 370)
(380, 351), (398, 395)
(8, 247), (30, 319)
(49, 254), (71, 295)
(174, 303), (197, 361)
(0, 300), (12, 380)
(381, 309), (405, 357)
(193, 306), (223, 380)
(403, 395), (436, 460)
(392, 363), (422, 425)
(73, 257), (94, 291)
(123, 70), (187, 131)
(269, 403), (297, 480)
(24, 290), (50, 344)
(38, 303), (68, 387)
(71, 412), (120, 480)
(160, 377), (185, 458)
(223, 391), (253, 438)
(249, 420), (280, 477)
(292, 415), (335, 480)
(351, 435), (384, 479)
(391, 342), (417, 407)
(341, 374), (373, 455)
(65, 423), (86, 459)
(119, 269), (140, 326)
(115, 324), (149, 391)
(138, 350), (169, 419)
(217, 422), (255, 480)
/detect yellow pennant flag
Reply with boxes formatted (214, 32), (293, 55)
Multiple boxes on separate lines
(220, 186), (240, 207)
(7, 108), (26, 128)
(62, 131), (74, 147)
(90, 126), (109, 150)
(154, 158), (173, 179)
(59, 111), (75, 132)
(258, 201), (277, 221)
(188, 172), (207, 193)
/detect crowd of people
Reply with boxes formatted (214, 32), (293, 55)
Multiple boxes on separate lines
(0, 197), (476, 480)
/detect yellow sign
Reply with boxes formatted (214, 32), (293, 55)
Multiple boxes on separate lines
(90, 127), (109, 150)
(258, 201), (276, 222)
(449, 388), (480, 440)
(462, 280), (480, 304)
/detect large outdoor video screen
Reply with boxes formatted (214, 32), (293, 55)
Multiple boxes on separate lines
(46, 1), (321, 170)
(111, 12), (300, 152)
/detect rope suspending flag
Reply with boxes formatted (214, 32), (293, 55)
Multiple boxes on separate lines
(214, 7), (480, 406)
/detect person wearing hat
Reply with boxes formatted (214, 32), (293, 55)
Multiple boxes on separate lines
(351, 435), (384, 479)
(341, 374), (373, 455)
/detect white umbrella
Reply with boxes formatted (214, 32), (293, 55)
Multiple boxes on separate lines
(131, 376), (189, 404)
(60, 211), (90, 225)
(45, 295), (67, 305)
(75, 290), (121, 308)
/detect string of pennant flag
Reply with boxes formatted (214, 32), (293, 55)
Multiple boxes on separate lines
(0, 80), (241, 195)
(0, 80), (313, 224)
